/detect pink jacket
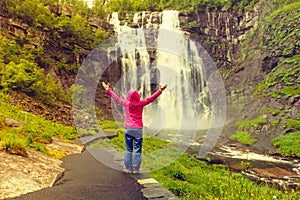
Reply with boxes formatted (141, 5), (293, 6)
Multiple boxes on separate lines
(106, 89), (162, 128)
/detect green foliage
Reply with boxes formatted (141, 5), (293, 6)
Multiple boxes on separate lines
(262, 2), (300, 57)
(92, 0), (109, 18)
(0, 59), (44, 93)
(33, 74), (67, 102)
(0, 129), (28, 156)
(0, 99), (78, 156)
(272, 131), (300, 157)
(283, 119), (300, 129)
(1, 17), (102, 103)
(272, 119), (280, 126)
(99, 120), (123, 130)
(54, 13), (107, 45)
(268, 86), (300, 100)
(264, 108), (280, 116)
(93, 28), (109, 45)
(104, 0), (260, 13)
(0, 58), (66, 103)
(70, 84), (85, 107)
(64, 0), (91, 16)
(253, 55), (300, 98)
(235, 116), (267, 130)
(230, 131), (257, 145)
(0, 36), (34, 64)
(10, 0), (56, 28)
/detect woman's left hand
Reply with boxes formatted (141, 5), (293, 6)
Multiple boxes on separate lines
(102, 82), (110, 90)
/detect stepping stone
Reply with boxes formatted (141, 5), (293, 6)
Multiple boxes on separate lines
(76, 131), (118, 146)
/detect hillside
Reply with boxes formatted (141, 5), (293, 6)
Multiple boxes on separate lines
(221, 1), (300, 156)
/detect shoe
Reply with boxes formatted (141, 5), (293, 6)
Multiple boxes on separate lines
(132, 169), (139, 174)
(123, 168), (132, 173)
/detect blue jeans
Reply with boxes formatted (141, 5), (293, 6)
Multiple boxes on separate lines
(124, 128), (143, 170)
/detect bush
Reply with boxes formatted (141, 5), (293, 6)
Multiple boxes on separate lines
(0, 59), (44, 93)
(272, 131), (300, 156)
(0, 129), (28, 157)
(283, 119), (300, 129)
(235, 116), (267, 130)
(230, 131), (257, 145)
(33, 74), (67, 102)
(100, 120), (123, 129)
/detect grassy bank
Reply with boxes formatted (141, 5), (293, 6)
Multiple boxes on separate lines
(0, 94), (77, 157)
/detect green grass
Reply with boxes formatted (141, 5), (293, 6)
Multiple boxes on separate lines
(150, 153), (299, 200)
(99, 120), (123, 130)
(283, 119), (300, 129)
(230, 131), (257, 145)
(272, 131), (300, 157)
(262, 2), (300, 57)
(235, 116), (268, 130)
(0, 95), (78, 157)
(253, 56), (300, 98)
(264, 108), (280, 116)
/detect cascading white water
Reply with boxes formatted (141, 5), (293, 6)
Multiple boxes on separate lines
(108, 11), (211, 130)
(154, 10), (211, 130)
(108, 12), (152, 99)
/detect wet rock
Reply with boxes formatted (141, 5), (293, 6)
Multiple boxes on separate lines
(210, 145), (300, 189)
(251, 167), (297, 178)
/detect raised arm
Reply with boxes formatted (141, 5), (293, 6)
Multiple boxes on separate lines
(102, 82), (126, 106)
(141, 84), (167, 106)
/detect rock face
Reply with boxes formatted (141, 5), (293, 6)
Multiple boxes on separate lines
(181, 6), (262, 68)
(9, 92), (74, 126)
(0, 139), (83, 200)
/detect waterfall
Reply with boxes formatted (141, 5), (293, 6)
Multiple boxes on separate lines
(107, 11), (211, 131)
(108, 12), (152, 100)
(154, 10), (210, 130)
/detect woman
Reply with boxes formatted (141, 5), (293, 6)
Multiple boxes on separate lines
(102, 82), (167, 173)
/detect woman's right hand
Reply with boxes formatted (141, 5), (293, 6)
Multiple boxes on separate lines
(160, 84), (167, 91)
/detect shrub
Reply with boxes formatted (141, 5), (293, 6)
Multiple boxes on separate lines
(0, 59), (44, 93)
(264, 108), (280, 116)
(272, 131), (300, 156)
(230, 131), (257, 145)
(0, 129), (28, 157)
(100, 120), (123, 129)
(283, 119), (300, 129)
(235, 116), (267, 130)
